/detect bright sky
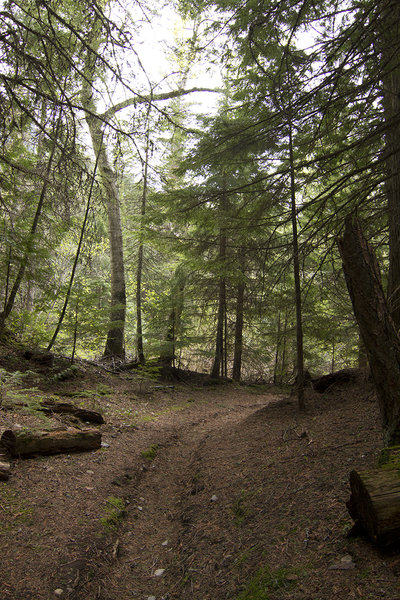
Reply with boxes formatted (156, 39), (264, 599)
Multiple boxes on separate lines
(114, 2), (223, 115)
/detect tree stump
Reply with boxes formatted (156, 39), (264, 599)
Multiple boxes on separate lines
(0, 427), (101, 457)
(347, 447), (400, 545)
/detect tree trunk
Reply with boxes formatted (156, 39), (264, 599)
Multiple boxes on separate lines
(338, 216), (400, 446)
(0, 111), (62, 329)
(1, 428), (101, 457)
(81, 43), (126, 360)
(136, 101), (154, 364)
(380, 1), (400, 330)
(211, 191), (229, 379)
(273, 312), (282, 385)
(95, 131), (126, 360)
(289, 118), (305, 409)
(47, 159), (97, 352)
(232, 274), (245, 382)
(159, 266), (186, 367)
(211, 275), (226, 378)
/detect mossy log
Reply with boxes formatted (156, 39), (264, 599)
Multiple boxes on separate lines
(0, 427), (101, 457)
(347, 451), (400, 545)
(39, 399), (105, 424)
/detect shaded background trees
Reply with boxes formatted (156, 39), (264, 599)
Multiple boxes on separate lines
(0, 0), (398, 384)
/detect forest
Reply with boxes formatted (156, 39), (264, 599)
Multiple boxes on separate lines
(1, 1), (400, 598)
(2, 0), (398, 382)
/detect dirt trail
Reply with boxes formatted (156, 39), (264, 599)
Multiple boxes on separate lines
(76, 394), (270, 600)
(0, 386), (270, 600)
(2, 381), (400, 600)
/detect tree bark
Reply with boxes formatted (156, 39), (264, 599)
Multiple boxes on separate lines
(38, 399), (104, 424)
(81, 92), (126, 359)
(136, 105), (152, 365)
(338, 216), (400, 446)
(1, 428), (101, 457)
(232, 272), (245, 382)
(347, 448), (400, 545)
(159, 266), (186, 367)
(380, 1), (400, 330)
(289, 118), (305, 409)
(211, 275), (226, 378)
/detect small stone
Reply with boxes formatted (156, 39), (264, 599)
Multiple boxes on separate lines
(147, 596), (156, 600)
(211, 494), (218, 502)
(161, 540), (169, 546)
(86, 470), (94, 475)
(137, 506), (143, 511)
(54, 589), (64, 597)
(101, 442), (110, 448)
(329, 554), (355, 570)
(154, 568), (165, 577)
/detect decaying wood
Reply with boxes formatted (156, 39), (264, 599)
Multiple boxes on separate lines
(1, 427), (101, 457)
(312, 369), (360, 393)
(338, 217), (400, 446)
(2, 399), (105, 424)
(347, 465), (400, 545)
(39, 399), (105, 424)
(160, 366), (231, 385)
(23, 350), (54, 367)
(0, 455), (10, 480)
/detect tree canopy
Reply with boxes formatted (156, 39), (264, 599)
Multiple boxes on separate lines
(0, 0), (399, 391)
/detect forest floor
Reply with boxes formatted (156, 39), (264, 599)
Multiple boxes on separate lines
(0, 344), (400, 600)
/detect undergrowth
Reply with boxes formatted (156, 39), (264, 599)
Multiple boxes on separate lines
(100, 496), (126, 533)
(235, 565), (298, 599)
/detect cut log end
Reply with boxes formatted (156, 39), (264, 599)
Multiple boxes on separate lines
(0, 459), (11, 480)
(347, 466), (400, 545)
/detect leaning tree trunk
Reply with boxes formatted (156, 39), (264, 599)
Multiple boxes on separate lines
(380, 0), (400, 330)
(47, 156), (98, 352)
(338, 216), (400, 446)
(0, 108), (62, 329)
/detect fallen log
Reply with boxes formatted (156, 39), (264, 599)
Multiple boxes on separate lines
(347, 447), (400, 545)
(23, 349), (54, 367)
(39, 399), (105, 424)
(312, 369), (359, 393)
(0, 427), (101, 457)
(0, 455), (10, 480)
